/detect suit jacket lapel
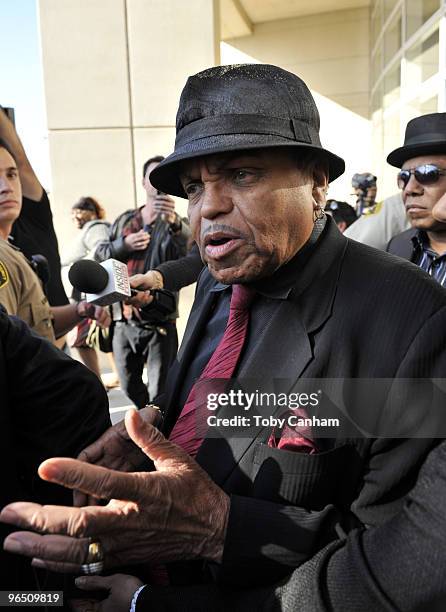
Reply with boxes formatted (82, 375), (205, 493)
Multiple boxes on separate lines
(162, 278), (216, 435)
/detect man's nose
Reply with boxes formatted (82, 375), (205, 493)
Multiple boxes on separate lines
(403, 174), (424, 197)
(200, 182), (233, 220)
(0, 177), (13, 193)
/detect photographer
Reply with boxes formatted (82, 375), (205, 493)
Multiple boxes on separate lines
(95, 155), (190, 408)
(344, 173), (408, 250)
(351, 172), (377, 217)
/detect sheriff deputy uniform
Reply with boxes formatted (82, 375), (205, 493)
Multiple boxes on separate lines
(0, 239), (54, 342)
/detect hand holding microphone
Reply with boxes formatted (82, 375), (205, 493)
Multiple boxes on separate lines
(75, 301), (112, 328)
(69, 259), (133, 306)
(68, 259), (175, 315)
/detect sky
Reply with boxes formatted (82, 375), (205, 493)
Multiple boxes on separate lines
(0, 0), (51, 188)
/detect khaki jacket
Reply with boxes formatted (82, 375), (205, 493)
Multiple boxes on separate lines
(0, 240), (55, 342)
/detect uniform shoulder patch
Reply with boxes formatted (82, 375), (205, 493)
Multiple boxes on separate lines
(0, 261), (9, 288)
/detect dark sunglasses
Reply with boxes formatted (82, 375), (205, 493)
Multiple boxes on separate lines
(397, 164), (446, 189)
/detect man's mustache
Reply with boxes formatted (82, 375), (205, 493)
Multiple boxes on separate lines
(200, 224), (247, 241)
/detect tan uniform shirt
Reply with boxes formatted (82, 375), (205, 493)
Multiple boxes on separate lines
(0, 239), (55, 343)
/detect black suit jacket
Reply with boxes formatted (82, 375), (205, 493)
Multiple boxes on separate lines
(386, 227), (417, 261)
(141, 441), (446, 611)
(0, 307), (111, 589)
(157, 218), (446, 587)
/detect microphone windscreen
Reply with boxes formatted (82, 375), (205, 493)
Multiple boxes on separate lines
(68, 260), (109, 293)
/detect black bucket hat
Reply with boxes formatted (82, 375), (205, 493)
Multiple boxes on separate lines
(150, 64), (345, 198)
(387, 112), (446, 168)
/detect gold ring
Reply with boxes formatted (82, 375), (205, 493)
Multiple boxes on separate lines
(85, 539), (104, 564)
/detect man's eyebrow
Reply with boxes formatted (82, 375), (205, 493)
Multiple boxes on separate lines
(179, 152), (264, 182)
(179, 171), (194, 183)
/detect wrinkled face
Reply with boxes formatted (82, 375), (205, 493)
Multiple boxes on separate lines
(0, 147), (22, 232)
(179, 149), (317, 284)
(401, 154), (446, 232)
(71, 208), (96, 229)
(143, 162), (160, 199)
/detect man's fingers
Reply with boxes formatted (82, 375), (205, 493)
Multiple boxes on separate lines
(124, 409), (191, 469)
(32, 557), (85, 574)
(77, 443), (103, 465)
(4, 532), (90, 565)
(129, 274), (146, 289)
(75, 575), (113, 591)
(73, 490), (88, 508)
(0, 500), (135, 537)
(37, 458), (143, 502)
(139, 404), (164, 429)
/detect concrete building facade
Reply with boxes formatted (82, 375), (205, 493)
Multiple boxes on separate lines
(38, 0), (446, 239)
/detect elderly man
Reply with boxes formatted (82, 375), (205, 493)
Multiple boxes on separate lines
(2, 65), (446, 607)
(387, 113), (446, 285)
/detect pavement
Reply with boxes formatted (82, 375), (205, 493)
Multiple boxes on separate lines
(69, 351), (135, 425)
(106, 384), (134, 425)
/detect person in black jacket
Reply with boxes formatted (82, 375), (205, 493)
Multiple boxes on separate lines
(94, 156), (190, 407)
(387, 113), (446, 287)
(0, 305), (111, 590)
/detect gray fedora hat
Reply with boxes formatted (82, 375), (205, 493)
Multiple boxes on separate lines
(150, 64), (345, 198)
(387, 112), (446, 168)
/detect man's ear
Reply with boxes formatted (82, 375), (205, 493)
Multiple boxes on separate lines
(312, 163), (329, 206)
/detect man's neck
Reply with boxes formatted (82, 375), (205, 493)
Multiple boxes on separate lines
(426, 230), (446, 256)
(0, 224), (12, 241)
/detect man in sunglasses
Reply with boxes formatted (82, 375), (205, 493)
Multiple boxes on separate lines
(387, 113), (446, 286)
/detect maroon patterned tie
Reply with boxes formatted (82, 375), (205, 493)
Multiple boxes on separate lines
(169, 284), (256, 457)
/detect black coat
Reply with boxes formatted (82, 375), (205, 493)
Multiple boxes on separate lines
(140, 440), (446, 611)
(0, 307), (111, 589)
(154, 218), (446, 589)
(386, 227), (417, 261)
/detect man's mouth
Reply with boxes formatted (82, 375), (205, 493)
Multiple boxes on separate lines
(406, 206), (426, 214)
(203, 232), (243, 259)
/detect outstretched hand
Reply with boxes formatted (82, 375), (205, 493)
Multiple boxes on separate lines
(0, 410), (230, 573)
(74, 405), (162, 506)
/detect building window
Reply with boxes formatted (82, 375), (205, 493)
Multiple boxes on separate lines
(384, 0), (399, 23)
(384, 10), (402, 64)
(384, 65), (401, 107)
(405, 27), (439, 85)
(370, 0), (445, 197)
(406, 0), (441, 39)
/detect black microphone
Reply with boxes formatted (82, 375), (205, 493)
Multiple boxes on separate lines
(68, 259), (132, 306)
(30, 254), (51, 287)
(68, 259), (108, 293)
